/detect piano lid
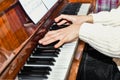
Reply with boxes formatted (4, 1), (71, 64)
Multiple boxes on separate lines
(0, 0), (63, 75)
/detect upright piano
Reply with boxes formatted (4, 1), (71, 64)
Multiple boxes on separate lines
(0, 0), (94, 80)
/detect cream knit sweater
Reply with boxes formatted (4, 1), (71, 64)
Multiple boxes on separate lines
(79, 6), (120, 58)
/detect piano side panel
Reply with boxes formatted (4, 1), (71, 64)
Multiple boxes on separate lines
(0, 1), (37, 76)
(0, 6), (29, 51)
(68, 40), (86, 80)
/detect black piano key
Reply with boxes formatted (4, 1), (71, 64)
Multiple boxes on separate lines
(37, 45), (60, 51)
(37, 46), (56, 50)
(20, 66), (51, 75)
(35, 44), (60, 51)
(19, 69), (48, 75)
(27, 57), (55, 65)
(35, 48), (60, 54)
(61, 10), (77, 15)
(18, 77), (44, 80)
(22, 66), (51, 70)
(50, 23), (69, 30)
(32, 48), (59, 57)
(38, 40), (59, 47)
(19, 67), (49, 79)
(18, 74), (48, 80)
(32, 52), (58, 57)
(61, 3), (81, 15)
(20, 70), (49, 76)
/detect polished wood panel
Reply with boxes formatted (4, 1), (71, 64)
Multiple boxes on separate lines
(0, 1), (35, 75)
(0, 0), (17, 13)
(68, 40), (85, 80)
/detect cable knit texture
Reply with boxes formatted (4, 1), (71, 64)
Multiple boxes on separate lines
(79, 6), (120, 58)
(91, 6), (120, 26)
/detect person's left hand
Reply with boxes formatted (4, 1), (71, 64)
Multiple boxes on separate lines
(39, 24), (81, 48)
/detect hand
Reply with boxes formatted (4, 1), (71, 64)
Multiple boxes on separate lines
(39, 24), (81, 48)
(54, 14), (93, 25)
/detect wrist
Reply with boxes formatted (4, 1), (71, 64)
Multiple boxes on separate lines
(86, 15), (93, 23)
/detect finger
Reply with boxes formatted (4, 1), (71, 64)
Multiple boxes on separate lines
(57, 20), (67, 25)
(54, 15), (63, 22)
(55, 14), (69, 22)
(54, 38), (66, 48)
(39, 31), (60, 45)
(42, 36), (59, 45)
(39, 36), (50, 44)
(42, 31), (60, 45)
(39, 31), (56, 43)
(65, 22), (71, 25)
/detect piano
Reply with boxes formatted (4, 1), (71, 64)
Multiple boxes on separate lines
(0, 0), (94, 80)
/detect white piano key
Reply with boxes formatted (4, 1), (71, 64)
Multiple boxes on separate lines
(77, 3), (91, 15)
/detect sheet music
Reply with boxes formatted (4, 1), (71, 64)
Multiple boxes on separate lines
(19, 0), (48, 24)
(41, 0), (58, 10)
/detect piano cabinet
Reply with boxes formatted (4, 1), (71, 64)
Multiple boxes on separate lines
(0, 0), (94, 80)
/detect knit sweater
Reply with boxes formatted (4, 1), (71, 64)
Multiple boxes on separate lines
(79, 6), (120, 58)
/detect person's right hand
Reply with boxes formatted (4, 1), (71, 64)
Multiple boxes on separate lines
(54, 14), (93, 25)
(39, 24), (81, 48)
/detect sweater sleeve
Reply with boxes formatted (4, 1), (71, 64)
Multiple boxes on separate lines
(79, 23), (120, 58)
(90, 6), (120, 27)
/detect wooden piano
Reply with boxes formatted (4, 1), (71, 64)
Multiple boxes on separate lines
(0, 0), (95, 80)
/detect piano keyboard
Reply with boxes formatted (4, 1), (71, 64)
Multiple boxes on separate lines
(18, 41), (77, 80)
(17, 3), (90, 80)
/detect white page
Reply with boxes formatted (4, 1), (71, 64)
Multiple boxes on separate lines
(19, 0), (48, 24)
(42, 0), (58, 10)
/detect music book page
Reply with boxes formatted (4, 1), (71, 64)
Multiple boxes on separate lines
(19, 0), (48, 24)
(41, 0), (58, 10)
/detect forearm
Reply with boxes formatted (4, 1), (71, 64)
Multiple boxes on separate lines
(90, 6), (120, 26)
(79, 23), (120, 58)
